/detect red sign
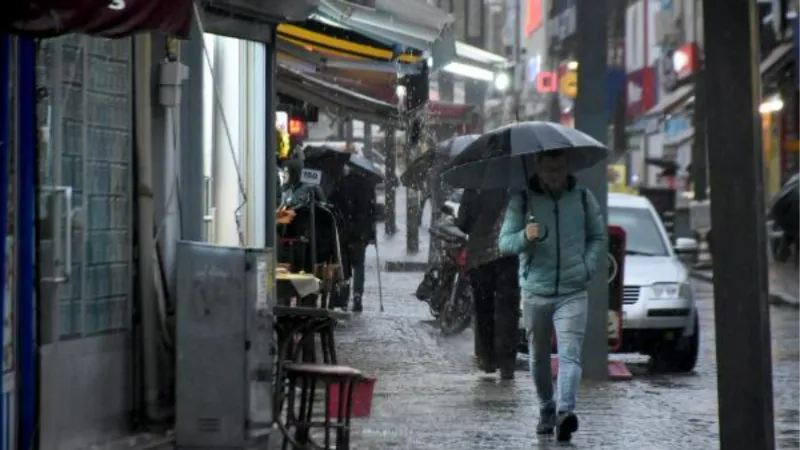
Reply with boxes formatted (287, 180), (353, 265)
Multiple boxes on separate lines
(625, 67), (656, 118)
(672, 42), (699, 79)
(525, 0), (543, 36)
(536, 72), (559, 93)
(288, 117), (305, 137)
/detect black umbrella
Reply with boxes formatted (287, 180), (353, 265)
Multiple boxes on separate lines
(348, 153), (384, 184)
(400, 134), (480, 189)
(303, 145), (383, 185)
(441, 122), (608, 190)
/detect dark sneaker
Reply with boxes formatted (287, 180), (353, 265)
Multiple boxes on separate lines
(555, 412), (579, 442)
(477, 358), (497, 374)
(352, 296), (363, 313)
(499, 364), (515, 380)
(536, 406), (556, 435)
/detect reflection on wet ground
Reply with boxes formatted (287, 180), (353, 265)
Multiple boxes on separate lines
(334, 274), (799, 449)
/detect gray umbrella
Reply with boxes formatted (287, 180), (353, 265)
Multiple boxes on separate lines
(441, 121), (608, 190)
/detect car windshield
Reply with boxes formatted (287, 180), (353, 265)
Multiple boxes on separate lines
(608, 206), (670, 256)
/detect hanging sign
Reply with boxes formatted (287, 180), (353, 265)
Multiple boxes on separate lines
(300, 168), (322, 186)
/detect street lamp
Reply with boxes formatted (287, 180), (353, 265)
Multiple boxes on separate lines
(494, 71), (511, 92)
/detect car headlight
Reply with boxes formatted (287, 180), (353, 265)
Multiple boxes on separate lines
(649, 283), (681, 299)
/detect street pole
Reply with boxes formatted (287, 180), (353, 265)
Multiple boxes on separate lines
(691, 66), (708, 200)
(574, 0), (609, 380)
(384, 127), (398, 235)
(702, 0), (775, 448)
(512, 0), (522, 121)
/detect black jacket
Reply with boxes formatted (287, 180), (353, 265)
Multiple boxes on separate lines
(455, 189), (512, 269)
(330, 173), (377, 243)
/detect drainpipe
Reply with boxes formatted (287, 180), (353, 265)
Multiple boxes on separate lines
(134, 34), (168, 423)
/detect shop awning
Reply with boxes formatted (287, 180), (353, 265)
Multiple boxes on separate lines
(276, 65), (399, 124)
(760, 42), (794, 77)
(644, 84), (694, 118)
(312, 0), (456, 71)
(438, 41), (509, 82)
(427, 101), (478, 125)
(277, 22), (424, 77)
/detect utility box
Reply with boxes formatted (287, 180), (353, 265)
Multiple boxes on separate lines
(175, 242), (275, 449)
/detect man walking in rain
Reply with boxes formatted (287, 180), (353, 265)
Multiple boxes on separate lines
(498, 149), (606, 442)
(330, 165), (377, 312)
(455, 189), (520, 379)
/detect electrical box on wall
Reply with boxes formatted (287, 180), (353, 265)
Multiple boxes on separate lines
(175, 242), (275, 450)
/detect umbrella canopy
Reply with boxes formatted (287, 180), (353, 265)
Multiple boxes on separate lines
(348, 153), (384, 184)
(400, 134), (479, 189)
(441, 122), (608, 190)
(303, 145), (383, 186)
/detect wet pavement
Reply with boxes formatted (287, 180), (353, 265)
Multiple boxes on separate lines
(331, 238), (800, 449)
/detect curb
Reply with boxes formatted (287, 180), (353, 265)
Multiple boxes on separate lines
(690, 270), (799, 308)
(384, 260), (428, 272)
(689, 270), (714, 283)
(769, 291), (800, 308)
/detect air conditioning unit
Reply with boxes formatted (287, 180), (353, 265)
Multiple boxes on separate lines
(655, 11), (684, 46)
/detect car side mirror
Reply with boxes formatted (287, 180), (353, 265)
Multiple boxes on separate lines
(674, 237), (698, 254)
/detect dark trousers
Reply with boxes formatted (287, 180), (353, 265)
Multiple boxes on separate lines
(470, 256), (521, 370)
(347, 240), (367, 297)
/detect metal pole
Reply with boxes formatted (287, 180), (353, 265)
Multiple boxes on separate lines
(574, 0), (609, 380)
(17, 35), (38, 450)
(384, 127), (397, 235)
(702, 0), (775, 447)
(310, 190), (317, 272)
(179, 21), (205, 242)
(512, 0), (522, 121)
(691, 66), (708, 200)
(265, 28), (278, 251)
(0, 34), (10, 437)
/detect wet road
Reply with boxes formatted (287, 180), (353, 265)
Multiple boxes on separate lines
(334, 262), (800, 449)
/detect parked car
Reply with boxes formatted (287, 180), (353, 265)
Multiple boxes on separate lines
(517, 193), (700, 373)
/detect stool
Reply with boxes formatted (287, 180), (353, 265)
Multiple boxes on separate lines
(276, 316), (338, 365)
(279, 363), (364, 450)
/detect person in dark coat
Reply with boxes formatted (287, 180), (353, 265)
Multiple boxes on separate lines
(456, 188), (520, 379)
(330, 165), (377, 312)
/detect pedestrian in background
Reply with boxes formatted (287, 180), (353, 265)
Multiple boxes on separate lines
(498, 150), (606, 442)
(330, 165), (377, 312)
(455, 188), (520, 380)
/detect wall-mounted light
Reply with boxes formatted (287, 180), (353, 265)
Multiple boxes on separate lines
(759, 95), (784, 114)
(566, 60), (579, 71)
(494, 71), (511, 92)
(442, 61), (495, 81)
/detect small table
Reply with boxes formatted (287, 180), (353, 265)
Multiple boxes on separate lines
(276, 271), (321, 306)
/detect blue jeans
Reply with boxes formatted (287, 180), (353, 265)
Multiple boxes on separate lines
(523, 290), (588, 413)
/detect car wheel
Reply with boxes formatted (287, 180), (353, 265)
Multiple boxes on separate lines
(650, 315), (700, 373)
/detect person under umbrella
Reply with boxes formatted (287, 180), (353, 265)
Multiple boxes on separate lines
(330, 164), (378, 312)
(454, 188), (520, 380)
(442, 122), (608, 443)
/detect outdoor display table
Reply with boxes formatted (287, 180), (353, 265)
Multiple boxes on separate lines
(276, 270), (321, 306)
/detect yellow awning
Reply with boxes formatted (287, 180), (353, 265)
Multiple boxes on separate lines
(277, 23), (422, 64)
